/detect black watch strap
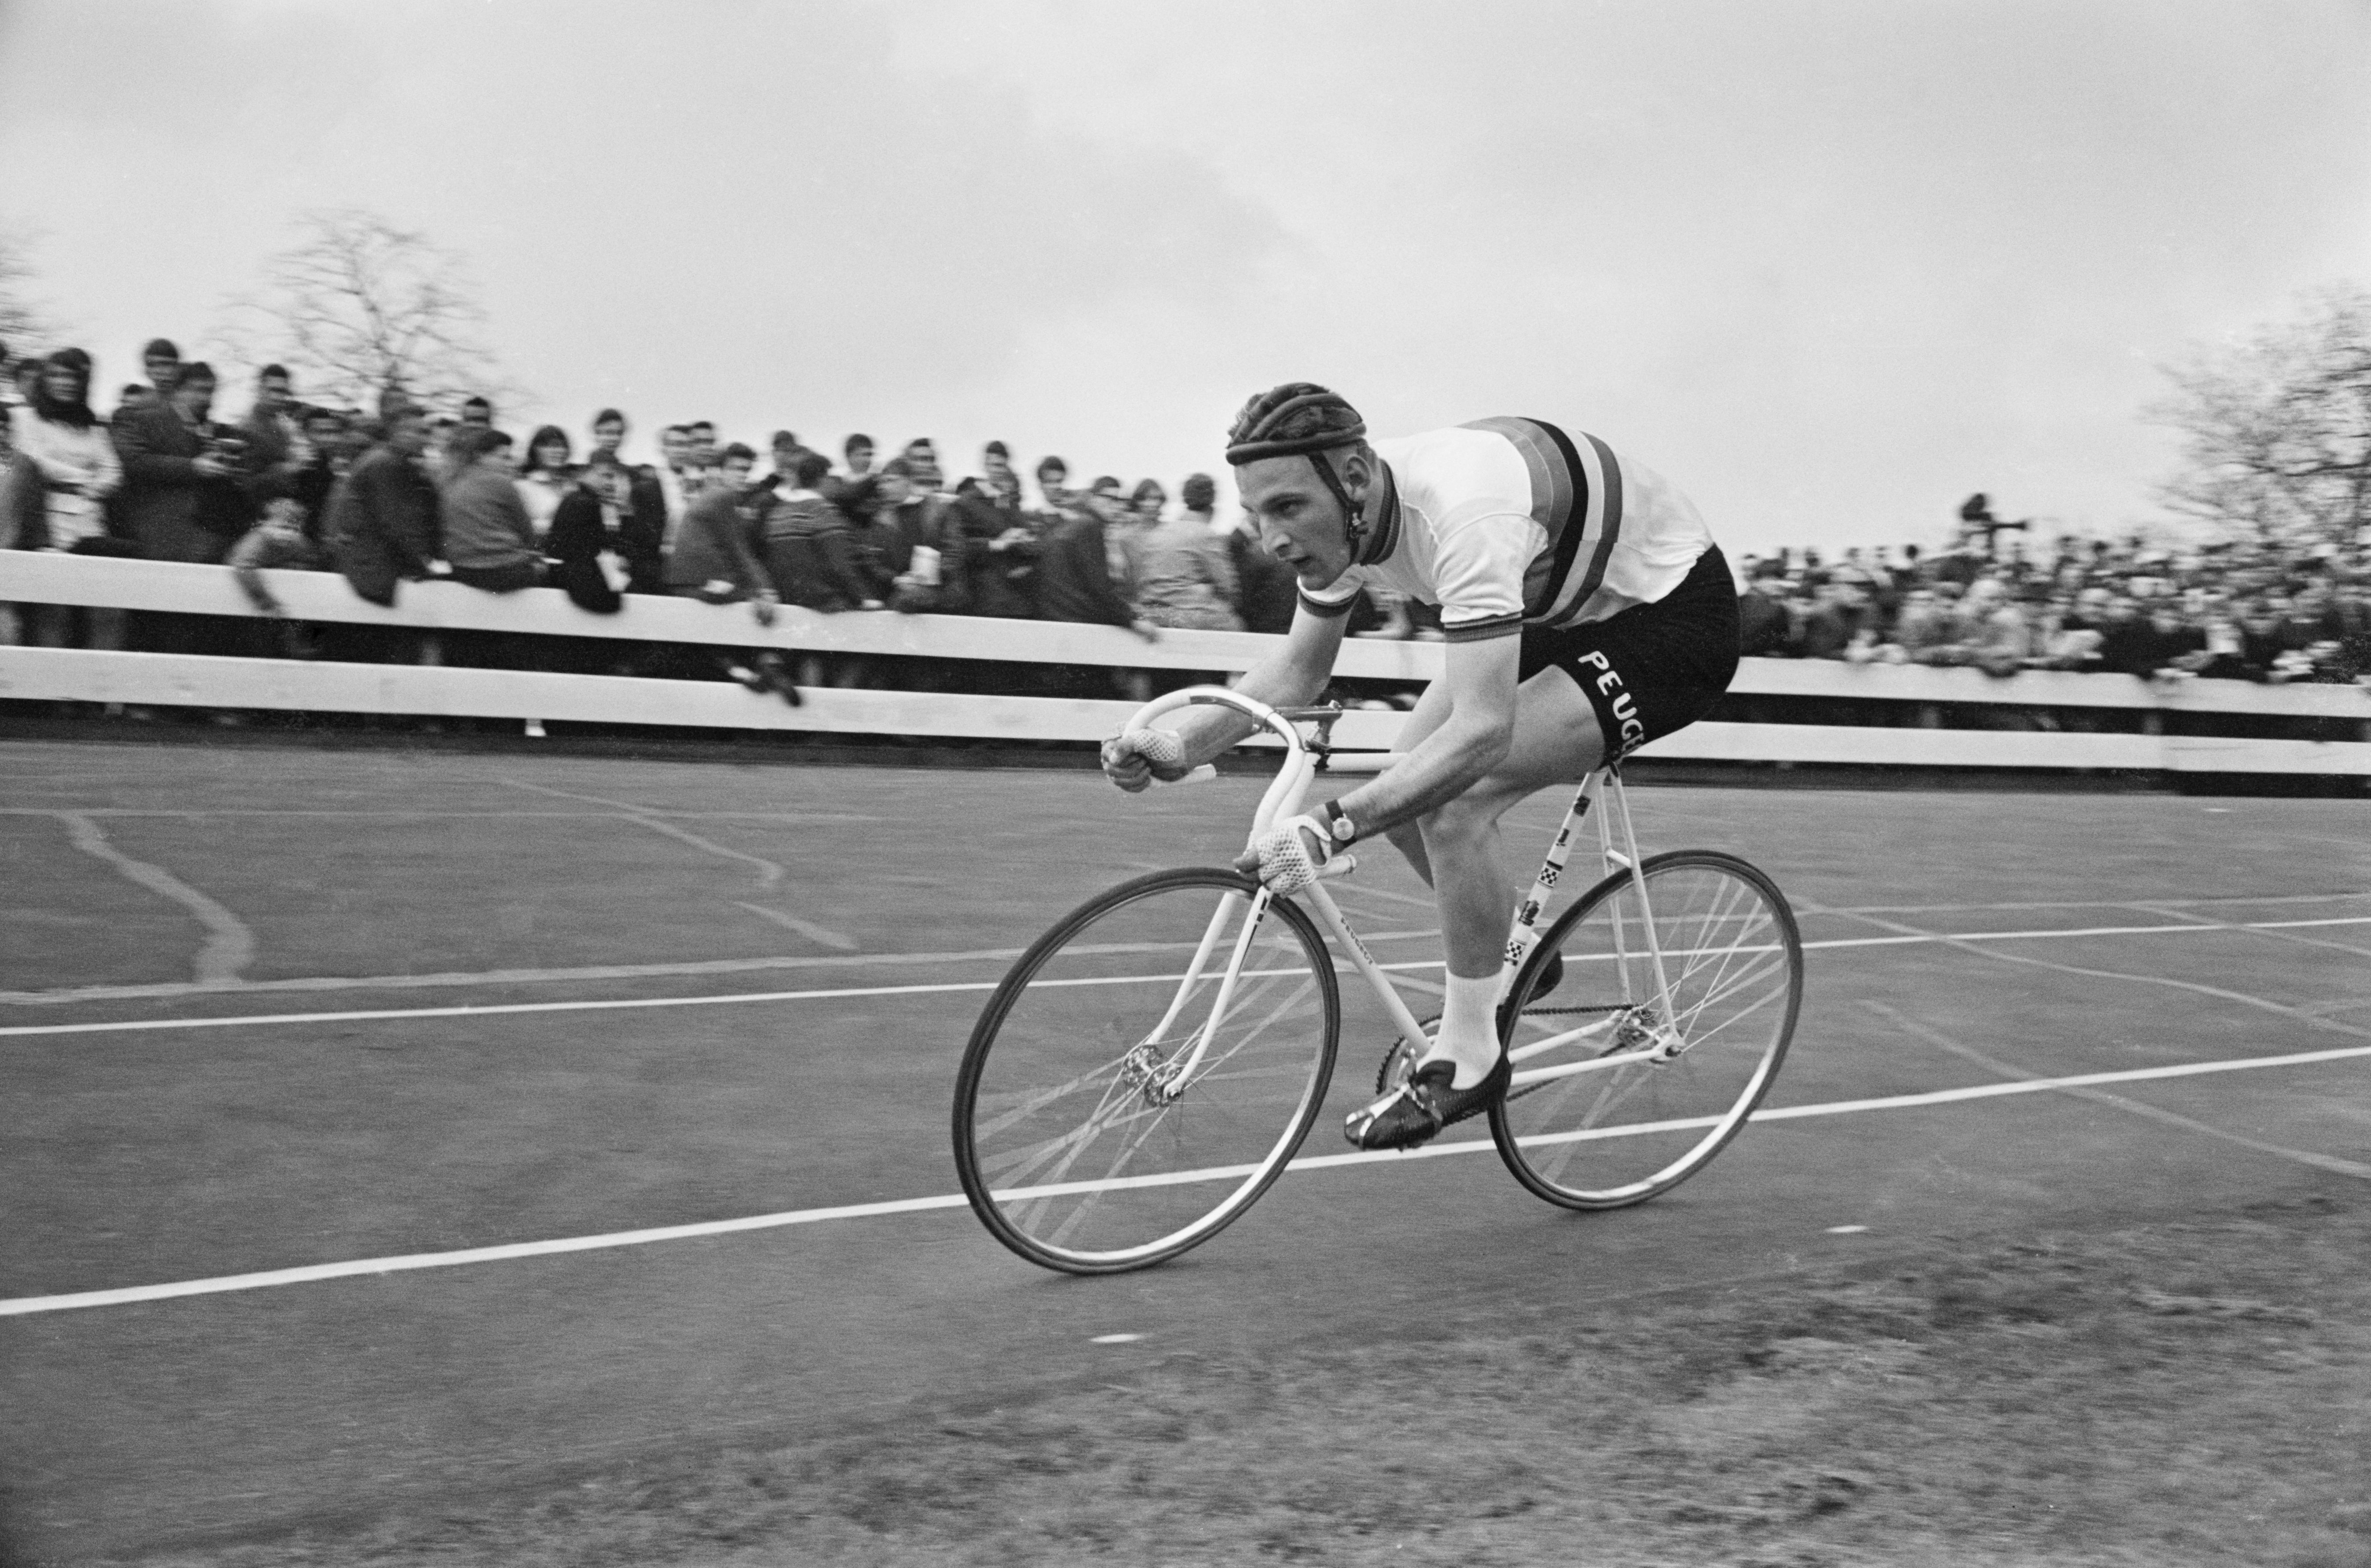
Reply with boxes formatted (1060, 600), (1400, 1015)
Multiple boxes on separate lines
(1323, 798), (1358, 845)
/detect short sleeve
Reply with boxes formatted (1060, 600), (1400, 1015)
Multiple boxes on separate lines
(1433, 512), (1545, 642)
(1296, 569), (1364, 620)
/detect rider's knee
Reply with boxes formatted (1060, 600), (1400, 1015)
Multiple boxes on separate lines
(1415, 785), (1508, 849)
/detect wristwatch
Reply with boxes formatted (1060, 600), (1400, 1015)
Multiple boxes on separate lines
(1322, 798), (1358, 846)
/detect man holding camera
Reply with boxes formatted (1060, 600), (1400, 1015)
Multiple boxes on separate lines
(113, 360), (253, 565)
(112, 360), (262, 658)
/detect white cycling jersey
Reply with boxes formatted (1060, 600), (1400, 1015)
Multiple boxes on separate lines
(1297, 418), (1713, 642)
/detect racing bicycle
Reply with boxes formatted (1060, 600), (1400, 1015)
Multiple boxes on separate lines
(951, 686), (1803, 1274)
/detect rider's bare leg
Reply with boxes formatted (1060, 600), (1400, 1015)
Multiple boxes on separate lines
(1380, 665), (1604, 1083)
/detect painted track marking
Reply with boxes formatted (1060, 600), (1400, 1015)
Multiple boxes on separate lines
(1814, 906), (2371, 1049)
(55, 812), (257, 985)
(1865, 999), (2371, 1181)
(6, 1039), (2368, 1319)
(6, 914), (2370, 1041)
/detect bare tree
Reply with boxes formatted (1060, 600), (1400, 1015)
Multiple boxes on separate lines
(216, 210), (522, 414)
(2149, 284), (2371, 548)
(0, 225), (59, 366)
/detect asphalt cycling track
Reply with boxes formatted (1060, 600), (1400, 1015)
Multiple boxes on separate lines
(0, 738), (2366, 1561)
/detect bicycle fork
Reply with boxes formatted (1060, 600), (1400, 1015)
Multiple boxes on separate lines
(1128, 885), (1287, 1103)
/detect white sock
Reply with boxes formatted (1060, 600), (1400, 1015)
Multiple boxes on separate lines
(1427, 971), (1502, 1088)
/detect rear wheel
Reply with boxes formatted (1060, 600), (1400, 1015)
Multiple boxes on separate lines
(1489, 851), (1801, 1209)
(952, 868), (1341, 1273)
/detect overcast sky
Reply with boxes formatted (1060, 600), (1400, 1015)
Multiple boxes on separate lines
(2, 0), (2366, 553)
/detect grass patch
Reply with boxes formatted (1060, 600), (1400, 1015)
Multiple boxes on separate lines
(133, 1193), (2371, 1567)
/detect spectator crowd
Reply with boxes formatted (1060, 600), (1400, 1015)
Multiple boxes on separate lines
(1737, 492), (2371, 685)
(0, 340), (1304, 698)
(4, 339), (2367, 699)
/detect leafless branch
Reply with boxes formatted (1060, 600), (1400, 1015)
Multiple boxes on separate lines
(2147, 283), (2371, 549)
(210, 210), (527, 415)
(0, 224), (61, 365)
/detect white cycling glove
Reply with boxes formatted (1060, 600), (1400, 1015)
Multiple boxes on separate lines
(1104, 727), (1187, 792)
(1245, 814), (1334, 894)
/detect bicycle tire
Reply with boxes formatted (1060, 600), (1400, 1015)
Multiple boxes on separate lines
(952, 867), (1341, 1274)
(1488, 849), (1802, 1210)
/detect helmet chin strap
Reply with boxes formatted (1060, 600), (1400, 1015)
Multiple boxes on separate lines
(1307, 450), (1368, 558)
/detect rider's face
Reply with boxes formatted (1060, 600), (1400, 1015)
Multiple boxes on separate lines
(1238, 454), (1356, 588)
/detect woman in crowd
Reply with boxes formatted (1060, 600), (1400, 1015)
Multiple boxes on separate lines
(515, 424), (575, 542)
(5, 348), (131, 651)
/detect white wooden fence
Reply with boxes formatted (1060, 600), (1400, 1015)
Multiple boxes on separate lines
(4, 553), (2367, 776)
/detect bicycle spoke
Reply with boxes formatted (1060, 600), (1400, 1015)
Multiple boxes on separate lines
(1492, 853), (1800, 1210)
(956, 868), (1340, 1271)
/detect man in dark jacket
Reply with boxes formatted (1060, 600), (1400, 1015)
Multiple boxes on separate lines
(1036, 488), (1157, 637)
(583, 408), (667, 589)
(113, 362), (247, 564)
(326, 404), (441, 607)
(112, 362), (255, 656)
(236, 363), (306, 510)
(954, 469), (1040, 619)
(875, 461), (971, 615)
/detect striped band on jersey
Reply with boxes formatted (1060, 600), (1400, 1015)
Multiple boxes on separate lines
(1459, 417), (1626, 630)
(1442, 610), (1523, 644)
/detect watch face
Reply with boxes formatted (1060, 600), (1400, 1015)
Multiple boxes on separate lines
(1330, 814), (1355, 840)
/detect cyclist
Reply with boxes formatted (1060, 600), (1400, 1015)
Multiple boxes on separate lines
(1101, 383), (1739, 1151)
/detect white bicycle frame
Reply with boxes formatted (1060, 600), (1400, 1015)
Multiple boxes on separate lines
(1129, 686), (1682, 1095)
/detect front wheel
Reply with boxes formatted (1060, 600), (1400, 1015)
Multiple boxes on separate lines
(1490, 851), (1802, 1210)
(952, 867), (1341, 1274)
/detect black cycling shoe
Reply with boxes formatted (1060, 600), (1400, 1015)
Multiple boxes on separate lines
(1343, 1051), (1511, 1151)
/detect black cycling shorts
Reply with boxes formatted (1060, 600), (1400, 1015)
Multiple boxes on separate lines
(1516, 545), (1739, 761)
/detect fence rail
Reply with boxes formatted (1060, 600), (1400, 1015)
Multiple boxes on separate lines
(4, 553), (2367, 777)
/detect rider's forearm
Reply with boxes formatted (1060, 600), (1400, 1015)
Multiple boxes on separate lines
(1335, 712), (1511, 839)
(1162, 644), (1331, 765)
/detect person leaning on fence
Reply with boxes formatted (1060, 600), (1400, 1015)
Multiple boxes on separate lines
(952, 463), (1039, 620)
(235, 364), (307, 511)
(114, 361), (260, 656)
(290, 406), (345, 541)
(440, 426), (544, 594)
(763, 450), (883, 613)
(871, 458), (970, 615)
(662, 443), (774, 611)
(658, 442), (793, 699)
(326, 402), (441, 609)
(113, 361), (245, 567)
(1133, 470), (1243, 632)
(544, 457), (635, 615)
(1035, 474), (1160, 708)
(227, 497), (326, 658)
(3, 348), (131, 652)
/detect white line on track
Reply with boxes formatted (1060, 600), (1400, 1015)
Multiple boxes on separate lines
(6, 1038), (2367, 1319)
(1865, 999), (2371, 1180)
(4, 915), (2367, 1041)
